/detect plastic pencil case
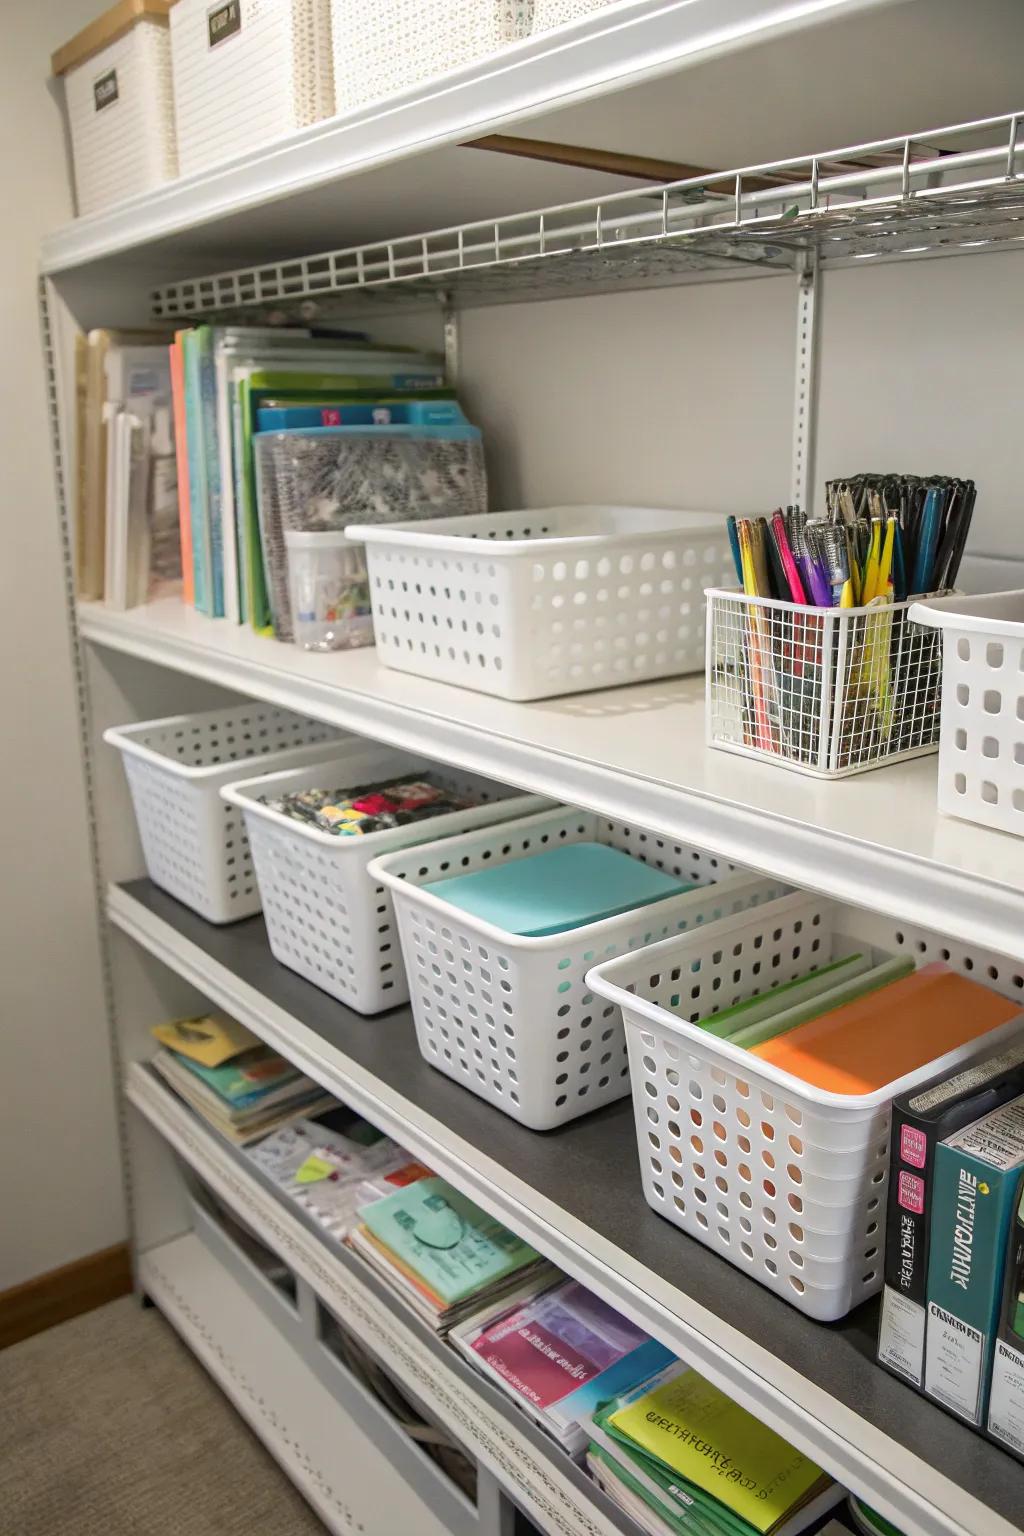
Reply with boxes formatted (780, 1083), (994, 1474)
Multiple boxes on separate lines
(105, 704), (348, 924)
(221, 748), (547, 1015)
(368, 804), (786, 1131)
(347, 507), (737, 702)
(170, 0), (334, 178)
(331, 0), (531, 112)
(254, 424), (487, 644)
(586, 888), (1024, 1320)
(53, 2), (177, 216)
(909, 590), (1024, 836)
(705, 586), (944, 778)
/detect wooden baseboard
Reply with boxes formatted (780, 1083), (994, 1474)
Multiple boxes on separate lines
(0, 1243), (133, 1350)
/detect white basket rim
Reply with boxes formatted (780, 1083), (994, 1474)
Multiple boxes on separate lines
(347, 505), (729, 556)
(586, 910), (1024, 1111)
(706, 585), (943, 618)
(104, 709), (344, 781)
(369, 806), (766, 952)
(908, 588), (1024, 636)
(221, 752), (548, 851)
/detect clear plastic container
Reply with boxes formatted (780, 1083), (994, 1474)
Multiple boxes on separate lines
(284, 530), (373, 653)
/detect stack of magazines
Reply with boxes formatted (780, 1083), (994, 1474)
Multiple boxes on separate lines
(348, 1175), (554, 1334)
(586, 1361), (841, 1536)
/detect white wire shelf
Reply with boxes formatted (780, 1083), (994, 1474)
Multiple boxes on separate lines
(150, 110), (1024, 319)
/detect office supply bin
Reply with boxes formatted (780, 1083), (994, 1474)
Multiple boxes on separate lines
(52, 0), (177, 215)
(909, 591), (1024, 836)
(586, 890), (1024, 1319)
(221, 748), (547, 1014)
(348, 507), (736, 701)
(331, 1), (532, 112)
(170, 0), (334, 178)
(369, 805), (784, 1130)
(705, 587), (944, 777)
(106, 704), (345, 923)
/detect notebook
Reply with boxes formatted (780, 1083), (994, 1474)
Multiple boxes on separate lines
(422, 843), (691, 937)
(752, 963), (1021, 1094)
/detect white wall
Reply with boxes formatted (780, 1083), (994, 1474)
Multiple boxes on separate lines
(0, 0), (126, 1288)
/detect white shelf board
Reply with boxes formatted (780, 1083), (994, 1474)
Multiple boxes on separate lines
(113, 880), (1024, 1536)
(41, 0), (893, 276)
(138, 1232), (453, 1536)
(83, 597), (1024, 963)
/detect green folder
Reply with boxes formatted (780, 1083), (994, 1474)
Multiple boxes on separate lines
(729, 955), (915, 1050)
(699, 953), (869, 1039)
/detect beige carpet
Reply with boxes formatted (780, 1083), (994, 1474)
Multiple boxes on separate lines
(0, 1296), (326, 1535)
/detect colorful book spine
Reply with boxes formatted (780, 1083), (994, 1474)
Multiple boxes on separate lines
(182, 330), (211, 614)
(987, 1174), (1024, 1458)
(878, 1035), (1024, 1388)
(925, 1096), (1024, 1424)
(197, 326), (224, 617)
(169, 336), (193, 605)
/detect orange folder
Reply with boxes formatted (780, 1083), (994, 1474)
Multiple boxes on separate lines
(751, 962), (1020, 1095)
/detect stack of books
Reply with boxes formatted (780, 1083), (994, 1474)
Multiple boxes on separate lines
(349, 1175), (555, 1334)
(151, 1013), (333, 1144)
(451, 1276), (673, 1456)
(586, 1361), (840, 1536)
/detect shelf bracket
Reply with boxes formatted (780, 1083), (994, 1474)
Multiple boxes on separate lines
(791, 253), (820, 510)
(439, 292), (459, 387)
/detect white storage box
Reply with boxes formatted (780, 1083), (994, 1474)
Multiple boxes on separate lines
(348, 507), (736, 701)
(331, 0), (531, 112)
(909, 590), (1024, 835)
(52, 0), (177, 216)
(369, 806), (785, 1130)
(221, 748), (547, 1015)
(106, 703), (345, 923)
(706, 587), (944, 777)
(586, 890), (1024, 1320)
(170, 0), (334, 178)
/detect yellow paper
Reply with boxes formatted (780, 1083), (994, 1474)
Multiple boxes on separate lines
(294, 1154), (336, 1185)
(151, 1013), (259, 1068)
(608, 1366), (826, 1533)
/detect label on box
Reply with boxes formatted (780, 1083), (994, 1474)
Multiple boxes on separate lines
(878, 1286), (926, 1385)
(208, 0), (241, 48)
(93, 69), (118, 112)
(900, 1125), (928, 1170)
(989, 1339), (1024, 1454)
(898, 1170), (926, 1214)
(925, 1301), (985, 1422)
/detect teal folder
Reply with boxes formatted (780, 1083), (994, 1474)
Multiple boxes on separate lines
(422, 842), (691, 937)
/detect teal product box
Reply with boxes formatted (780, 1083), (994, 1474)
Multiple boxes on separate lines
(925, 1095), (1024, 1425)
(986, 1173), (1024, 1459)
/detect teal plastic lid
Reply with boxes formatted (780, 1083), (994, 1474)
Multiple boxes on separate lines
(421, 842), (691, 937)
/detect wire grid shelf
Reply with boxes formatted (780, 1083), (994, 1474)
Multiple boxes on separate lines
(150, 110), (1024, 320)
(705, 588), (944, 778)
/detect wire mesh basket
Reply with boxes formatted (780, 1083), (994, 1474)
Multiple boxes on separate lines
(705, 588), (944, 777)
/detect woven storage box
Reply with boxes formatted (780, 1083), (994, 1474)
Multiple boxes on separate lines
(106, 703), (345, 923)
(221, 747), (547, 1014)
(705, 587), (944, 777)
(348, 507), (735, 701)
(53, 0), (177, 215)
(331, 0), (531, 112)
(370, 806), (784, 1130)
(170, 0), (334, 178)
(910, 590), (1024, 835)
(586, 889), (1024, 1320)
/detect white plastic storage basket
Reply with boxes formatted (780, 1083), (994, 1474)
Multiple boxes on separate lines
(53, 2), (177, 216)
(909, 591), (1024, 835)
(586, 890), (1024, 1320)
(170, 0), (334, 178)
(705, 587), (944, 777)
(106, 704), (345, 924)
(348, 507), (736, 701)
(369, 806), (786, 1130)
(221, 747), (547, 1015)
(331, 1), (531, 112)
